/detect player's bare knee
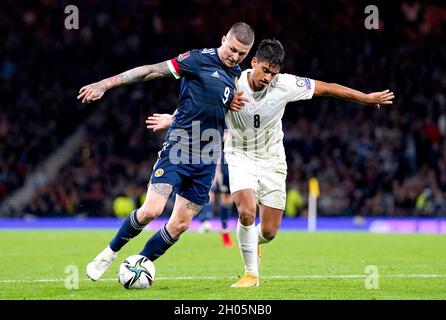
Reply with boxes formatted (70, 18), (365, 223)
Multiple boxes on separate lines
(261, 223), (279, 240)
(168, 220), (190, 237)
(262, 229), (278, 241)
(238, 205), (256, 225)
(137, 207), (163, 224)
(239, 213), (256, 226)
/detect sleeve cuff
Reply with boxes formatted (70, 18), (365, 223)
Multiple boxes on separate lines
(167, 59), (181, 79)
(307, 78), (315, 99)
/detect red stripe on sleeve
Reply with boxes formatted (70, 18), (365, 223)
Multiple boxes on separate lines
(171, 59), (182, 76)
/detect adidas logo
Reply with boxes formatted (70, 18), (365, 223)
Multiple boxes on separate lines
(211, 71), (220, 78)
(201, 48), (215, 55)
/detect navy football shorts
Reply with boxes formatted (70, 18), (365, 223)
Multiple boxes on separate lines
(149, 143), (216, 205)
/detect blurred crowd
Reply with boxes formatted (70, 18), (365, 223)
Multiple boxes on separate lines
(1, 0), (445, 217)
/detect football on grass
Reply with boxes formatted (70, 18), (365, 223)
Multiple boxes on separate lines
(119, 255), (155, 289)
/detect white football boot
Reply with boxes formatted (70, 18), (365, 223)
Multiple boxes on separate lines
(86, 246), (117, 281)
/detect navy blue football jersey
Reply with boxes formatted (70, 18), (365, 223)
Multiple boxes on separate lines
(166, 48), (241, 163)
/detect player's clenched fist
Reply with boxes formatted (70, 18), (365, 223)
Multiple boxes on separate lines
(77, 82), (107, 104)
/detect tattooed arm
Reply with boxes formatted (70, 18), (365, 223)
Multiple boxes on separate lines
(77, 61), (172, 104)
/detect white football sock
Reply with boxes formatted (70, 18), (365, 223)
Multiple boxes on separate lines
(256, 224), (270, 244)
(236, 220), (258, 276)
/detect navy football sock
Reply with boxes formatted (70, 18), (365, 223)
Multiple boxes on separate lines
(220, 205), (230, 230)
(109, 209), (147, 252)
(139, 224), (178, 261)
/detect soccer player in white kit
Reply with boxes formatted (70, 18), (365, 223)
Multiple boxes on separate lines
(146, 39), (395, 288)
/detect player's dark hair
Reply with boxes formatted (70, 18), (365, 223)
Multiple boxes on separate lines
(228, 22), (255, 45)
(255, 39), (285, 68)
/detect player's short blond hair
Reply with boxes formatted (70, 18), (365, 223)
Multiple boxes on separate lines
(228, 22), (255, 45)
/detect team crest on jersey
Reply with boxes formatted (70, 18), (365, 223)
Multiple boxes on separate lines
(154, 168), (164, 177)
(267, 100), (276, 109)
(177, 52), (190, 61)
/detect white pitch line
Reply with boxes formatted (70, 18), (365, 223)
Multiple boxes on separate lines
(2, 274), (446, 283)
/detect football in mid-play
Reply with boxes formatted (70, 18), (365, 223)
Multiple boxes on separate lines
(119, 255), (156, 289)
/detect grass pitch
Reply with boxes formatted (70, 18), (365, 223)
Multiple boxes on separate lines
(1, 230), (446, 300)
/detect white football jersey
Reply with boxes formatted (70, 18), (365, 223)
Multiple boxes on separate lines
(224, 69), (315, 160)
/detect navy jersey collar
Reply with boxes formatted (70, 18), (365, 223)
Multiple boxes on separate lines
(215, 48), (239, 72)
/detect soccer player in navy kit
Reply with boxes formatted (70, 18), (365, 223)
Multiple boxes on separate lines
(77, 22), (254, 281)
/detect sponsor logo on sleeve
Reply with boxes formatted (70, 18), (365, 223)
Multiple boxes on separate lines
(296, 77), (312, 90)
(296, 78), (305, 87)
(304, 78), (312, 89)
(177, 51), (190, 61)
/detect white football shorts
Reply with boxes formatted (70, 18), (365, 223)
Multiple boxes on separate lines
(225, 151), (287, 210)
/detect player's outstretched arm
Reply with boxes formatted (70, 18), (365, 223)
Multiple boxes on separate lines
(77, 61), (172, 104)
(313, 80), (395, 108)
(145, 112), (175, 132)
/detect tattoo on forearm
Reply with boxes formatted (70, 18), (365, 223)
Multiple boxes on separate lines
(185, 201), (203, 213)
(103, 61), (171, 89)
(142, 62), (171, 81)
(149, 183), (173, 199)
